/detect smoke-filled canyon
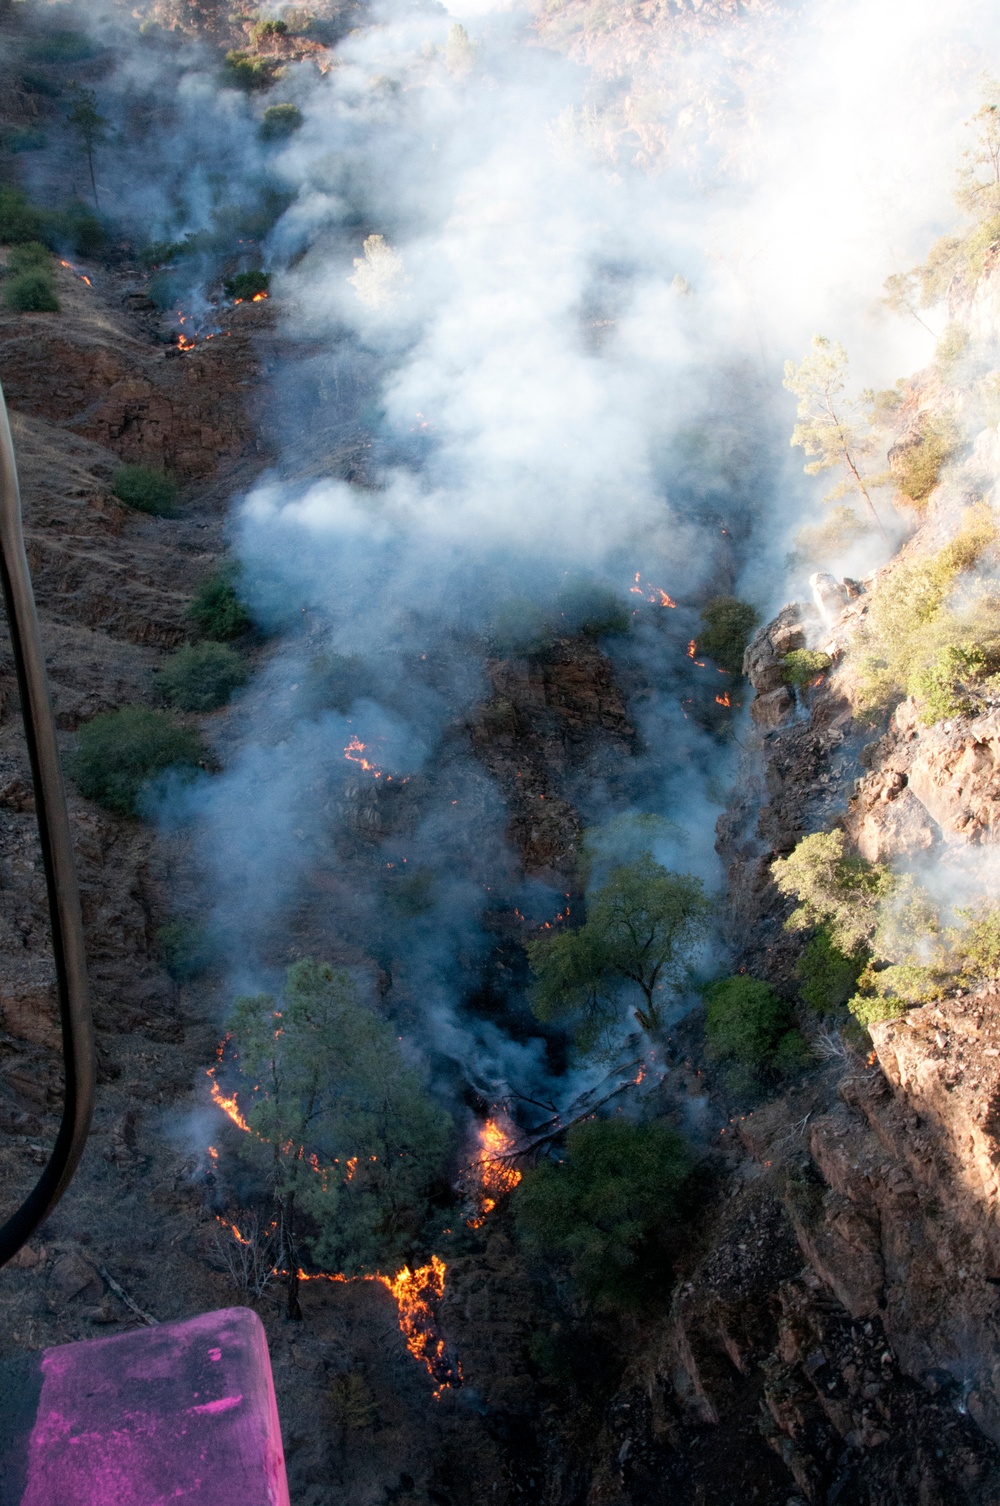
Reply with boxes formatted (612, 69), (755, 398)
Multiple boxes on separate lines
(6, 0), (1000, 1501)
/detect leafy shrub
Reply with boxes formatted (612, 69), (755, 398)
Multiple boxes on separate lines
(697, 596), (758, 675)
(20, 70), (63, 97)
(222, 50), (276, 90)
(854, 504), (998, 715)
(556, 580), (631, 638)
(157, 642), (249, 712)
(224, 269), (270, 301)
(772, 830), (892, 957)
(0, 186), (45, 244)
(156, 919), (211, 980)
(251, 17), (287, 40)
(514, 1119), (692, 1311)
(891, 419), (955, 508)
(23, 30), (95, 63)
(797, 930), (865, 1012)
(934, 324), (970, 376)
(953, 901), (1000, 983)
(111, 464), (179, 517)
(9, 242), (50, 272)
(788, 504), (873, 569)
(71, 706), (204, 815)
(704, 975), (807, 1075)
(259, 103), (303, 140)
(911, 642), (988, 724)
(781, 648), (832, 689)
(3, 268), (59, 312)
(847, 964), (945, 1028)
(188, 567), (253, 640)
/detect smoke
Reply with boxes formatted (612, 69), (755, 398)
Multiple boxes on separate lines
(33, 0), (1000, 1109)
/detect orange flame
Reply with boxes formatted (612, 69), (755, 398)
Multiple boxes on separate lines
(290, 1257), (460, 1394)
(206, 1067), (252, 1133)
(715, 692), (731, 707)
(465, 1115), (522, 1228)
(631, 572), (676, 607)
(344, 735), (382, 777)
(177, 335), (197, 351)
(252, 291), (268, 302)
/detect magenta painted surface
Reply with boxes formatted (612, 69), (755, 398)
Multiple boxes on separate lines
(19, 1307), (289, 1506)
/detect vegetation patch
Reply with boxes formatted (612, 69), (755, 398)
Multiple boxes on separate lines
(890, 417), (956, 509)
(797, 929), (865, 1012)
(853, 504), (999, 719)
(259, 103), (303, 141)
(111, 464), (179, 516)
(225, 960), (452, 1276)
(528, 853), (709, 1051)
(157, 642), (249, 712)
(188, 566), (254, 640)
(224, 269), (270, 301)
(514, 1119), (692, 1311)
(3, 267), (59, 312)
(703, 975), (807, 1078)
(71, 707), (204, 816)
(222, 51), (278, 91)
(697, 596), (758, 675)
(156, 919), (212, 981)
(781, 648), (832, 689)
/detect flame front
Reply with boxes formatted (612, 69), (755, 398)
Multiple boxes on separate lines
(206, 1067), (252, 1133)
(344, 735), (383, 777)
(466, 1114), (522, 1228)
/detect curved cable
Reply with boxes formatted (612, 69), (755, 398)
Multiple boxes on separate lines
(0, 383), (94, 1267)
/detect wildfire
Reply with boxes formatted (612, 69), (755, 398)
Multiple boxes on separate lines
(630, 571), (676, 608)
(464, 1114), (522, 1229)
(284, 1257), (460, 1394)
(206, 1066), (252, 1133)
(177, 334), (197, 351)
(59, 259), (92, 286)
(715, 692), (731, 707)
(344, 735), (383, 777)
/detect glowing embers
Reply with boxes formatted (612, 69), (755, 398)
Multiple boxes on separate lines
(463, 1113), (523, 1229)
(630, 572), (676, 608)
(232, 292), (269, 305)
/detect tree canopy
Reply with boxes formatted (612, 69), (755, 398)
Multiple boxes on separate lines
(226, 960), (452, 1291)
(528, 854), (709, 1050)
(783, 336), (888, 540)
(514, 1118), (691, 1311)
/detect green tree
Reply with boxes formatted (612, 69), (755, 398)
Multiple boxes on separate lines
(67, 88), (108, 212)
(514, 1119), (691, 1311)
(226, 960), (452, 1318)
(783, 336), (888, 540)
(697, 596), (759, 675)
(771, 830), (892, 957)
(528, 854), (709, 1048)
(703, 975), (806, 1078)
(956, 83), (1000, 217)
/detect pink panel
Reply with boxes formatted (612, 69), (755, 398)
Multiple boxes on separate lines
(19, 1307), (289, 1506)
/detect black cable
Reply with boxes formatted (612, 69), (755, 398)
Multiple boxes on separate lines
(0, 383), (94, 1267)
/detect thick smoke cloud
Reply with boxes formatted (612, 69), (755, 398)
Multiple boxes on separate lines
(53, 0), (1000, 1108)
